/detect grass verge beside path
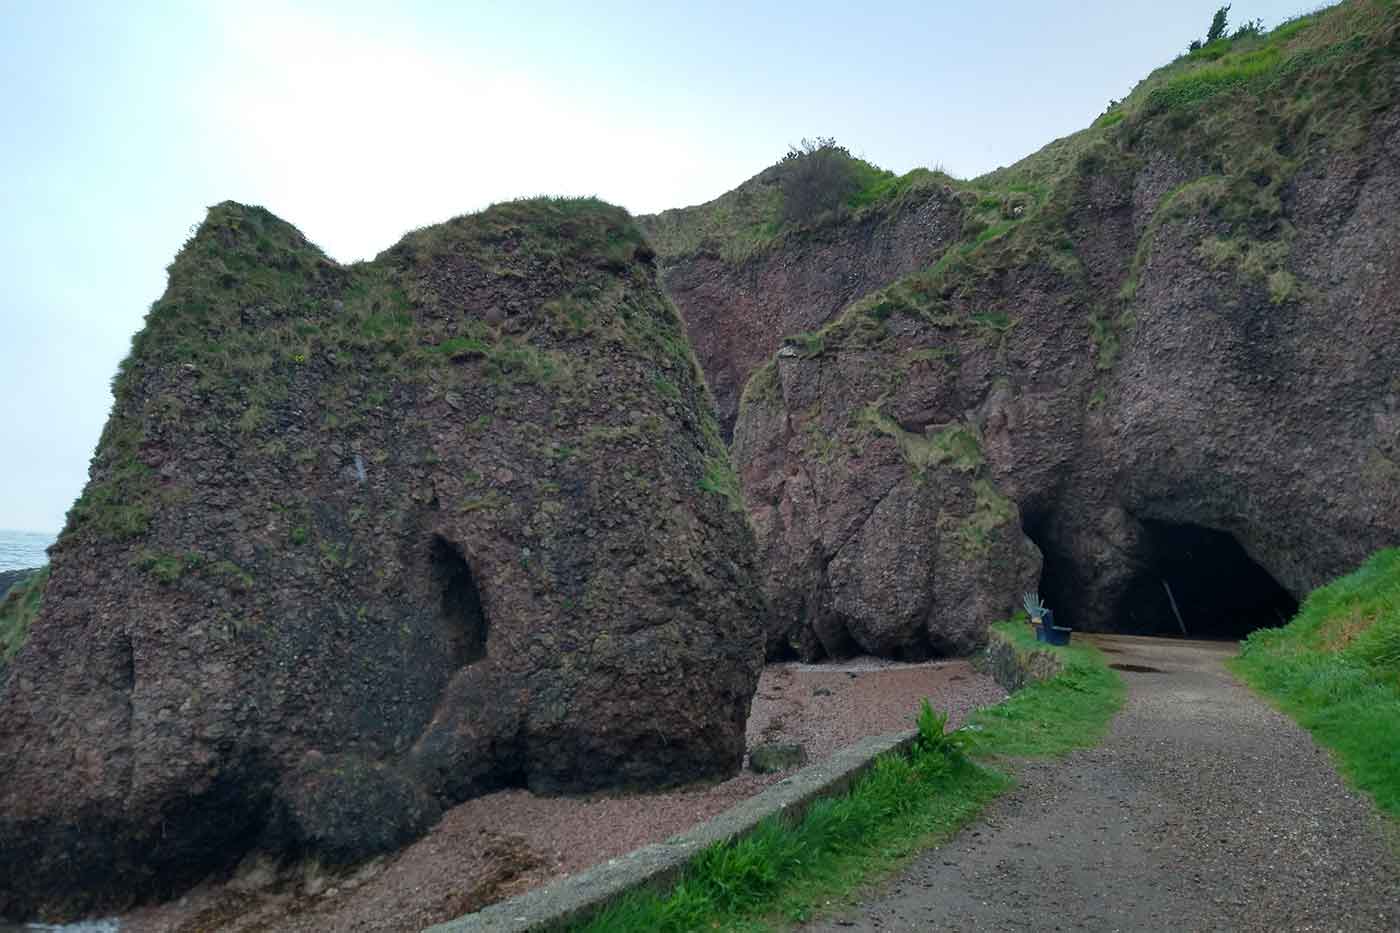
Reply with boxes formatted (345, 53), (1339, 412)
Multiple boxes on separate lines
(575, 623), (1124, 932)
(1231, 548), (1400, 819)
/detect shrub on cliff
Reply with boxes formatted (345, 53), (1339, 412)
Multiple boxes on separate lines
(1207, 5), (1232, 44)
(777, 137), (862, 225)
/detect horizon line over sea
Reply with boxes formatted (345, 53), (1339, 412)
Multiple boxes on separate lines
(0, 528), (57, 572)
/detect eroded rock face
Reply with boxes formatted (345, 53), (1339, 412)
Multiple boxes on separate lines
(731, 34), (1400, 657)
(644, 186), (966, 437)
(0, 199), (765, 919)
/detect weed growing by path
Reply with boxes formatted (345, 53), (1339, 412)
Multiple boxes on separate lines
(1231, 548), (1400, 818)
(574, 622), (1122, 932)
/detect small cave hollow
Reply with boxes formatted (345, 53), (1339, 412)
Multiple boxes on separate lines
(430, 536), (488, 666)
(1115, 520), (1298, 640)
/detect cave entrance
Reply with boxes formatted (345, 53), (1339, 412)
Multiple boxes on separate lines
(1114, 520), (1297, 639)
(430, 536), (488, 665)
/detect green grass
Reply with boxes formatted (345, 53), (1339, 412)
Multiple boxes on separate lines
(968, 622), (1125, 757)
(698, 456), (745, 512)
(1144, 46), (1284, 112)
(638, 150), (955, 263)
(574, 623), (1122, 932)
(0, 567), (50, 676)
(1231, 548), (1400, 818)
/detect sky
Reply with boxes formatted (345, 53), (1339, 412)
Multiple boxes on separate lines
(0, 0), (1315, 535)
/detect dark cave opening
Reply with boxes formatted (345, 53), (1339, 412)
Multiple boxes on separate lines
(1022, 513), (1298, 640)
(1114, 520), (1297, 639)
(430, 536), (488, 665)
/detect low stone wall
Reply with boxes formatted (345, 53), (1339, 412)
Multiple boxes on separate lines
(980, 626), (1066, 693)
(424, 731), (917, 933)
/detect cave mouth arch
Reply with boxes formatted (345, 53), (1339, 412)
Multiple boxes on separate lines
(1113, 520), (1298, 639)
(430, 535), (488, 665)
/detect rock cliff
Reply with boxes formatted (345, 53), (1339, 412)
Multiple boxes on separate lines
(0, 199), (765, 919)
(641, 170), (967, 437)
(722, 1), (1399, 657)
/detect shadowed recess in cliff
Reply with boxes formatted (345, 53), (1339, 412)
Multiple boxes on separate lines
(1113, 521), (1297, 639)
(431, 535), (487, 666)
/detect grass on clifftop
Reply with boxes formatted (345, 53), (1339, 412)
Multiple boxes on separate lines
(639, 145), (955, 262)
(58, 195), (733, 554)
(732, 0), (1399, 436)
(573, 623), (1122, 932)
(1231, 548), (1400, 819)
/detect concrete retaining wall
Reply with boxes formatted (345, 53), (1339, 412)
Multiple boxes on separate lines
(980, 626), (1066, 693)
(427, 627), (1065, 932)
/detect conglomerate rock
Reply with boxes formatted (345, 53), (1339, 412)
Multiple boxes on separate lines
(643, 182), (967, 437)
(0, 199), (765, 919)
(729, 8), (1400, 657)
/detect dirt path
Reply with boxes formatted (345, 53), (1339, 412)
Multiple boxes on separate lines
(804, 635), (1400, 932)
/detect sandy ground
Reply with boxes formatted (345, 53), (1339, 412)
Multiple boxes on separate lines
(111, 657), (1006, 933)
(803, 635), (1400, 932)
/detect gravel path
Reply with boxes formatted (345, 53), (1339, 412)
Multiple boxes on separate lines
(112, 658), (1004, 933)
(804, 635), (1400, 933)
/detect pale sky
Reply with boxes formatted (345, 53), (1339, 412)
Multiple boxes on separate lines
(1, 0), (1313, 534)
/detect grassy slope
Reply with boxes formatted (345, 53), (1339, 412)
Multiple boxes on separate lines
(575, 623), (1123, 932)
(1231, 548), (1400, 818)
(0, 568), (49, 682)
(639, 152), (956, 263)
(735, 0), (1399, 421)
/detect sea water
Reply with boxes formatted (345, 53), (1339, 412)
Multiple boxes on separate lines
(0, 529), (55, 572)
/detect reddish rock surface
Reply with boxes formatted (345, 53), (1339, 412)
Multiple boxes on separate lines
(643, 183), (966, 437)
(729, 28), (1400, 657)
(0, 199), (765, 920)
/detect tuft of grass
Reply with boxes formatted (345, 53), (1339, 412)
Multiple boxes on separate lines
(573, 623), (1122, 931)
(858, 406), (984, 476)
(783, 330), (827, 359)
(1231, 548), (1400, 818)
(738, 360), (783, 416)
(952, 480), (1017, 558)
(134, 550), (191, 585)
(698, 457), (745, 512)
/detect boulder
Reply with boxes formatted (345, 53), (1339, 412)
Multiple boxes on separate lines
(0, 199), (766, 919)
(749, 742), (808, 773)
